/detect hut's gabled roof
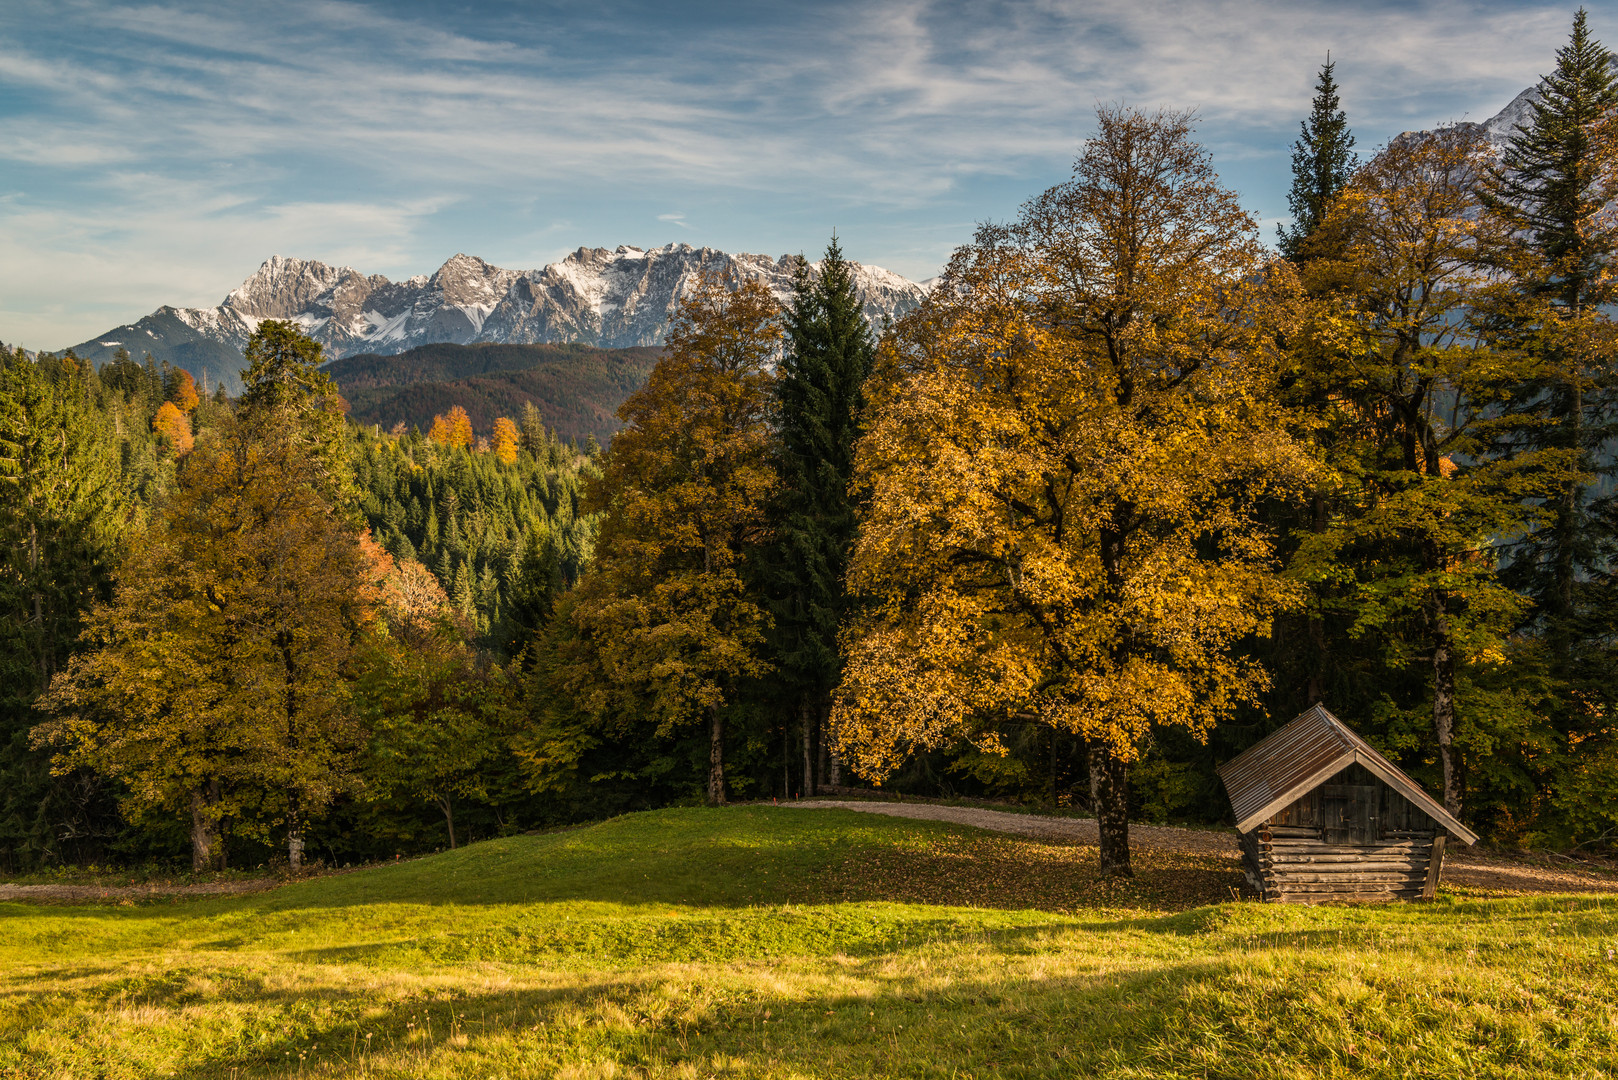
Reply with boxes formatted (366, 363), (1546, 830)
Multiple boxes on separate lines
(1217, 705), (1479, 845)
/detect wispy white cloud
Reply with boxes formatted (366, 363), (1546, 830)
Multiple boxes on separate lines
(0, 0), (1585, 348)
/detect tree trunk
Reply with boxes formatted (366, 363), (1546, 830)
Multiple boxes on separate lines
(190, 782), (219, 873)
(800, 700), (815, 796)
(280, 637), (304, 870)
(826, 698), (842, 787)
(1551, 376), (1583, 632)
(708, 705), (726, 805)
(1305, 490), (1328, 706)
(1432, 594), (1462, 818)
(818, 714), (829, 794)
(438, 794), (457, 849)
(285, 766), (304, 870)
(1089, 744), (1131, 877)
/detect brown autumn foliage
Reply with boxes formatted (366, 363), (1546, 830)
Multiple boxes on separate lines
(559, 272), (782, 806)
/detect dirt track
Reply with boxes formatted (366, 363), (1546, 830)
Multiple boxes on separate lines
(0, 879), (279, 903)
(794, 798), (1618, 896)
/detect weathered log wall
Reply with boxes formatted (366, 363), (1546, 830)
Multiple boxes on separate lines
(1240, 764), (1448, 903)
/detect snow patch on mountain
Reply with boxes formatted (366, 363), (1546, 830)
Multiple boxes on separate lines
(67, 243), (932, 392)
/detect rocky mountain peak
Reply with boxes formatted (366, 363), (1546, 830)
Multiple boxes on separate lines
(68, 244), (933, 394)
(223, 255), (358, 319)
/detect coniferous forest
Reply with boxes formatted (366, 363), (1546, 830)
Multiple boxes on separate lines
(11, 15), (1618, 878)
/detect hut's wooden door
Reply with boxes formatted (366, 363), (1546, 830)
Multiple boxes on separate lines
(1322, 783), (1379, 844)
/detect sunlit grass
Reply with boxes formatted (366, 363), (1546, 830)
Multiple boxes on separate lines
(3, 807), (1614, 1078)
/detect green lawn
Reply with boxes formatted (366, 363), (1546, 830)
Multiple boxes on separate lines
(2, 806), (1614, 1078)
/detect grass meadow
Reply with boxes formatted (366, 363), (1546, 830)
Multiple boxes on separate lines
(2, 806), (1615, 1078)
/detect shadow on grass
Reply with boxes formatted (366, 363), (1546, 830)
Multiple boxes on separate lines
(141, 957), (1238, 1079)
(124, 934), (1618, 1080)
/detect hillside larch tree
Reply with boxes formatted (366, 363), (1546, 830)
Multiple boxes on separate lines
(833, 107), (1317, 875)
(151, 400), (193, 455)
(492, 416), (521, 464)
(428, 406), (475, 450)
(561, 272), (781, 805)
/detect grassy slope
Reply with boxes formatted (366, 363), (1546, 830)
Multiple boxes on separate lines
(2, 807), (1614, 1079)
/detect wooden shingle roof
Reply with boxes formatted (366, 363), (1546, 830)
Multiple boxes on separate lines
(1217, 705), (1478, 845)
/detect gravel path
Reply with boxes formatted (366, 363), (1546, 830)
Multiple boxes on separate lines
(794, 798), (1618, 896)
(0, 879), (279, 903)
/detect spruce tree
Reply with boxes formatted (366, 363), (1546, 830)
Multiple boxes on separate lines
(1278, 57), (1357, 260)
(0, 349), (124, 868)
(765, 236), (877, 794)
(1484, 8), (1618, 638)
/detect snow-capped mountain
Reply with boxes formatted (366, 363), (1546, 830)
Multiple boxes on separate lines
(67, 244), (930, 392)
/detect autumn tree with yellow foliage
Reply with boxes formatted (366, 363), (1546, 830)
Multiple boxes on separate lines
(832, 107), (1316, 874)
(559, 273), (781, 805)
(492, 416), (521, 464)
(150, 400), (193, 455)
(36, 420), (377, 871)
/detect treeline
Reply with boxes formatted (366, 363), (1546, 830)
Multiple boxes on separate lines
(0, 328), (600, 871)
(9, 13), (1618, 875)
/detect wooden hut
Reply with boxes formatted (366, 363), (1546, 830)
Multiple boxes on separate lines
(1217, 705), (1478, 903)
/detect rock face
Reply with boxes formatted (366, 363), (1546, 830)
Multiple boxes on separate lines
(67, 245), (931, 392)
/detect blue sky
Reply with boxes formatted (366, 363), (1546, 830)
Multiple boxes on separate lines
(0, 0), (1599, 350)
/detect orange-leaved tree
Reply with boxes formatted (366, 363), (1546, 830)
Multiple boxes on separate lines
(558, 272), (781, 805)
(151, 400), (193, 455)
(428, 406), (474, 449)
(492, 416), (521, 464)
(166, 367), (200, 413)
(832, 107), (1317, 875)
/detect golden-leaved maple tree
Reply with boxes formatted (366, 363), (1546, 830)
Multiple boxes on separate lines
(832, 107), (1317, 874)
(558, 272), (780, 805)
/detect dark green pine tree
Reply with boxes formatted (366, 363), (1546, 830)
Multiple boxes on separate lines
(0, 348), (125, 869)
(765, 236), (876, 795)
(1278, 57), (1357, 260)
(1485, 8), (1618, 638)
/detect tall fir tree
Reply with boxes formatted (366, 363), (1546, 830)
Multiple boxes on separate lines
(1483, 9), (1618, 639)
(1478, 9), (1618, 841)
(765, 237), (877, 795)
(1278, 57), (1357, 260)
(0, 350), (125, 869)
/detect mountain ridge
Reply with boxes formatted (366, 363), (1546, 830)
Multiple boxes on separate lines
(66, 244), (929, 392)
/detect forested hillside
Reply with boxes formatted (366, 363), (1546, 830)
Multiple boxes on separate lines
(329, 342), (662, 442)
